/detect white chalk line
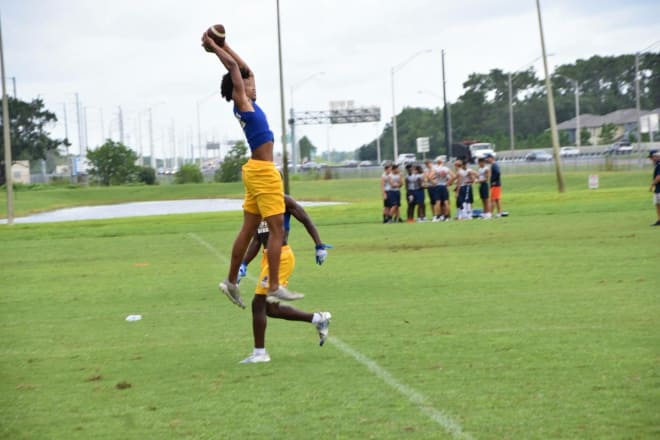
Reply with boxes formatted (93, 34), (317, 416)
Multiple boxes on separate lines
(189, 232), (473, 439)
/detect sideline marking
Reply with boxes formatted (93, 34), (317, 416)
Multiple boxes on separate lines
(189, 232), (472, 439)
(330, 337), (472, 439)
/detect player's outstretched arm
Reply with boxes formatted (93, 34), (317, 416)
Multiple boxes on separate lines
(285, 196), (322, 247)
(201, 33), (249, 109)
(221, 42), (251, 79)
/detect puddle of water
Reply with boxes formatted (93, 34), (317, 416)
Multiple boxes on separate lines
(1, 199), (341, 224)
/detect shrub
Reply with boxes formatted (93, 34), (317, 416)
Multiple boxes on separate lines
(136, 166), (157, 185)
(175, 164), (203, 184)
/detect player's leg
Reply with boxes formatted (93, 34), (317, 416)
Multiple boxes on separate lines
(266, 302), (332, 346)
(239, 293), (270, 363)
(219, 210), (261, 308)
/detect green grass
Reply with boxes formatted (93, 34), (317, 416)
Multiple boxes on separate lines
(1, 172), (659, 439)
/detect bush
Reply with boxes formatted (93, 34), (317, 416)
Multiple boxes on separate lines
(175, 164), (203, 184)
(136, 166), (157, 185)
(215, 141), (248, 182)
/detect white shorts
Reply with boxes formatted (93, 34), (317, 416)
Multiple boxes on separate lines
(654, 193), (660, 205)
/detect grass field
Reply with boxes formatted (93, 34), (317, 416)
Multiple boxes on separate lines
(1, 171), (659, 439)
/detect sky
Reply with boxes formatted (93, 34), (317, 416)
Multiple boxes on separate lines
(1, 0), (659, 163)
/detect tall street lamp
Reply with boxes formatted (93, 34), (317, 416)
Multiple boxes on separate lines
(555, 75), (581, 147)
(196, 90), (219, 165)
(289, 71), (324, 172)
(391, 49), (432, 160)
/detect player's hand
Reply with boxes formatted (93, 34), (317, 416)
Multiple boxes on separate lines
(237, 262), (248, 284)
(315, 244), (333, 265)
(201, 33), (216, 52)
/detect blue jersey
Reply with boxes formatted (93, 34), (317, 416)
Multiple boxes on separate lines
(654, 162), (660, 194)
(490, 162), (501, 187)
(233, 101), (274, 151)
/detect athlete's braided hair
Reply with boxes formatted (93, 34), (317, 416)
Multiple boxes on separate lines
(220, 67), (252, 102)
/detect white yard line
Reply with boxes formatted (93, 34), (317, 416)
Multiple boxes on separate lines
(189, 232), (473, 439)
(330, 337), (473, 439)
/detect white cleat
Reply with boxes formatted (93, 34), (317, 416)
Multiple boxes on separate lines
(268, 286), (304, 301)
(239, 353), (271, 364)
(219, 279), (246, 309)
(315, 312), (332, 346)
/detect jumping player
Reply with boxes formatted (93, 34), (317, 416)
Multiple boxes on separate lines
(202, 30), (300, 307)
(236, 195), (332, 363)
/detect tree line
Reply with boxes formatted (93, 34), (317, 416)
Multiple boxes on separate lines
(357, 52), (660, 160)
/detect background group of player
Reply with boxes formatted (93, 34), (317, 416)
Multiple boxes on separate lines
(381, 154), (504, 223)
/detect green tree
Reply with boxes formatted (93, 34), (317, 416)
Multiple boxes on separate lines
(599, 123), (617, 144)
(86, 140), (138, 186)
(0, 97), (67, 185)
(215, 141), (248, 182)
(298, 136), (317, 162)
(175, 164), (203, 184)
(580, 129), (591, 146)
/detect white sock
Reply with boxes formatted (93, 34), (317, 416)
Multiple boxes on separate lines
(254, 348), (267, 356)
(311, 312), (322, 324)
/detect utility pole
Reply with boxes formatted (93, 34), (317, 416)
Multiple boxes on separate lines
(75, 93), (83, 156)
(574, 79), (581, 148)
(148, 107), (154, 168)
(10, 75), (15, 98)
(635, 52), (642, 159)
(508, 73), (514, 150)
(536, 0), (565, 192)
(276, 0), (289, 194)
(118, 106), (124, 144)
(1, 13), (14, 224)
(441, 50), (452, 158)
(62, 103), (74, 182)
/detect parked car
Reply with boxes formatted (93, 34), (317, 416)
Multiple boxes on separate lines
(525, 150), (553, 161)
(301, 161), (322, 170)
(358, 160), (373, 167)
(560, 146), (580, 157)
(607, 141), (633, 155)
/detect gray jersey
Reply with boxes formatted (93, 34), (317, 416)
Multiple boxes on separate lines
(434, 165), (451, 186)
(389, 173), (402, 190)
(477, 165), (489, 183)
(459, 168), (476, 186)
(406, 173), (419, 191)
(382, 172), (391, 191)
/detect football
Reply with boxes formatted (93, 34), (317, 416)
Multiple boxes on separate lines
(207, 24), (225, 47)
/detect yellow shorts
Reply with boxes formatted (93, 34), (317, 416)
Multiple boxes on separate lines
(255, 245), (295, 295)
(242, 159), (285, 218)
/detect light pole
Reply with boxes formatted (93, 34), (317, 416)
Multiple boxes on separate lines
(275, 0), (289, 194)
(555, 76), (581, 147)
(507, 54), (553, 150)
(289, 71), (324, 172)
(146, 102), (165, 169)
(391, 49), (432, 161)
(196, 90), (219, 165)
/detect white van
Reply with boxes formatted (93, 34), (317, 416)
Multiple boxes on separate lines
(469, 143), (495, 160)
(396, 153), (417, 165)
